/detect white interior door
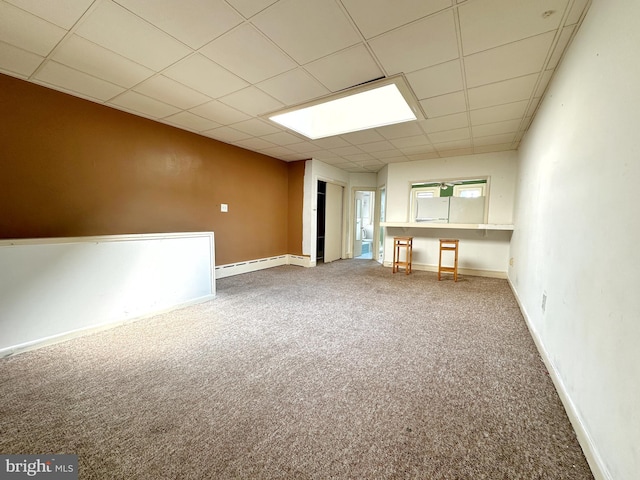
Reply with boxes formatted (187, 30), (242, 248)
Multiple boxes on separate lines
(324, 182), (343, 263)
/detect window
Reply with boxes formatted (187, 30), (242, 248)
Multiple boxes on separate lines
(453, 184), (486, 198)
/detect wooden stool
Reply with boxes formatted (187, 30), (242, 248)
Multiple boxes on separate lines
(392, 236), (413, 274)
(438, 239), (459, 281)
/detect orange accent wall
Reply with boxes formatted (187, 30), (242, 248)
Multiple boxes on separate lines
(0, 74), (306, 266)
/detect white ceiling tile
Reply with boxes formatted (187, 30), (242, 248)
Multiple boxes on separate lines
(428, 127), (470, 144)
(0, 42), (43, 77)
(200, 24), (296, 84)
(472, 119), (521, 138)
(288, 142), (323, 153)
(219, 86), (283, 116)
(115, 0), (243, 49)
(344, 152), (375, 162)
(371, 149), (408, 159)
(164, 54), (248, 99)
(464, 31), (555, 88)
(433, 139), (472, 151)
(252, 0), (361, 64)
(231, 118), (281, 136)
(259, 145), (295, 157)
(279, 153), (311, 161)
(467, 74), (538, 110)
(341, 129), (386, 145)
(109, 90), (180, 118)
(566, 0), (590, 25)
(377, 121), (424, 140)
(0, 2), (66, 56)
(420, 91), (467, 117)
(330, 145), (365, 156)
(234, 137), (277, 150)
(304, 44), (383, 92)
(34, 61), (124, 101)
(357, 140), (396, 153)
(134, 75), (211, 109)
(53, 35), (154, 88)
(225, 0), (278, 18)
(75, 1), (191, 71)
(368, 11), (459, 74)
(312, 137), (352, 149)
(474, 143), (514, 154)
(5, 0), (94, 29)
(438, 147), (474, 157)
(469, 100), (528, 125)
(390, 135), (432, 149)
(407, 59), (463, 99)
(459, 0), (568, 55)
(164, 111), (220, 131)
(399, 144), (436, 155)
(406, 152), (439, 161)
(257, 68), (329, 105)
(420, 112), (469, 133)
(473, 132), (516, 146)
(190, 100), (251, 124)
(342, 0), (452, 39)
(202, 126), (252, 142)
(260, 131), (304, 145)
(548, 25), (575, 69)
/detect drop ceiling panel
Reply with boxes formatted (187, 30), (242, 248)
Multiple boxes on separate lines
(75, 1), (191, 71)
(472, 119), (521, 138)
(53, 35), (154, 88)
(108, 90), (180, 118)
(304, 44), (383, 93)
(34, 61), (124, 101)
(164, 111), (220, 132)
(0, 0), (591, 171)
(200, 24), (297, 84)
(407, 59), (464, 99)
(115, 0), (243, 49)
(369, 11), (459, 74)
(459, 0), (568, 55)
(133, 75), (211, 109)
(5, 0), (92, 29)
(225, 0), (278, 19)
(469, 101), (529, 125)
(421, 112), (469, 133)
(0, 42), (43, 77)
(219, 86), (283, 116)
(252, 0), (361, 64)
(464, 31), (555, 88)
(0, 2), (66, 56)
(420, 91), (467, 118)
(257, 68), (329, 106)
(163, 54), (248, 99)
(341, 0), (453, 39)
(467, 74), (538, 110)
(190, 100), (251, 124)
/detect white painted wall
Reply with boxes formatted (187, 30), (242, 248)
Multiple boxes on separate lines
(384, 152), (518, 275)
(509, 0), (640, 478)
(0, 232), (215, 356)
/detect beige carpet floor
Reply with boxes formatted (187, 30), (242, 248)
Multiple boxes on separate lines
(0, 260), (593, 479)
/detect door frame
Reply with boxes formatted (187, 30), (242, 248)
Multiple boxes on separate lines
(350, 186), (378, 260)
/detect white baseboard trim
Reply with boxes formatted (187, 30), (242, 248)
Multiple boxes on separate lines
(382, 261), (507, 279)
(507, 278), (610, 480)
(215, 254), (311, 279)
(0, 294), (215, 358)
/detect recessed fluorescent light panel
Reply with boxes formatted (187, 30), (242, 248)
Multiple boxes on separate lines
(266, 75), (423, 140)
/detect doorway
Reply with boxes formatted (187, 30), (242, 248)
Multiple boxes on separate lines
(317, 180), (343, 264)
(353, 190), (375, 260)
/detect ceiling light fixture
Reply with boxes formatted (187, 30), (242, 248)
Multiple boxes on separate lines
(264, 75), (424, 140)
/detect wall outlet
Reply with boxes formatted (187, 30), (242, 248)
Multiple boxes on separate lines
(221, 203), (228, 213)
(509, 257), (514, 266)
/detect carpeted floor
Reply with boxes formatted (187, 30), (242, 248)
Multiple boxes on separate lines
(0, 260), (593, 479)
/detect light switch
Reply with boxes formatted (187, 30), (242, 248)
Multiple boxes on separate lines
(221, 203), (228, 213)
